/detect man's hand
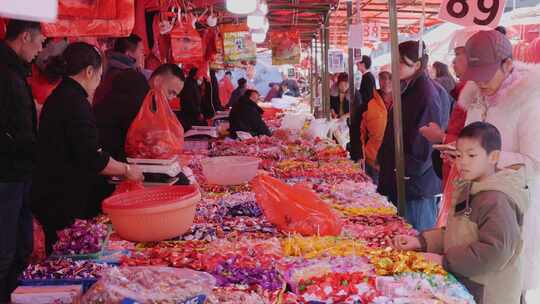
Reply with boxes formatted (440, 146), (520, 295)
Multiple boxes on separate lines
(420, 122), (445, 144)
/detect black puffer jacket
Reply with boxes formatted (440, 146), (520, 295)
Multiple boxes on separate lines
(0, 42), (37, 182)
(229, 97), (271, 137)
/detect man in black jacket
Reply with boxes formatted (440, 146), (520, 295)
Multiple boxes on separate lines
(0, 20), (45, 302)
(229, 90), (271, 137)
(349, 55), (376, 161)
(94, 64), (185, 161)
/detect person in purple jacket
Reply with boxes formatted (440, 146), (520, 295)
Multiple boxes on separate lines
(377, 40), (445, 231)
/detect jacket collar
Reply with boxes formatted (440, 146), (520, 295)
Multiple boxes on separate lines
(106, 51), (136, 71)
(0, 41), (31, 77)
(60, 77), (89, 98)
(240, 97), (264, 114)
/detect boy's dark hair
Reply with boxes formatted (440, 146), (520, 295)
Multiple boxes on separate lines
(151, 63), (185, 81)
(458, 122), (502, 154)
(113, 34), (142, 54)
(495, 26), (507, 36)
(5, 20), (41, 41)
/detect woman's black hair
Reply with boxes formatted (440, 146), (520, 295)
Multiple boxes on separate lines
(243, 89), (259, 98)
(238, 78), (247, 87)
(433, 61), (452, 79)
(50, 42), (102, 77)
(399, 40), (428, 71)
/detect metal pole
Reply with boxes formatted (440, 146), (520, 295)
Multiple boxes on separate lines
(323, 15), (330, 119)
(320, 26), (326, 119)
(347, 1), (355, 114)
(388, 0), (407, 216)
(310, 43), (314, 114)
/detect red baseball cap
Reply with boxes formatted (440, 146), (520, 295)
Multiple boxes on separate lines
(462, 30), (512, 82)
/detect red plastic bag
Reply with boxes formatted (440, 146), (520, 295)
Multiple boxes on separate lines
(112, 180), (145, 196)
(170, 16), (203, 65)
(252, 175), (342, 236)
(42, 0), (134, 37)
(435, 164), (459, 228)
(125, 90), (184, 159)
(58, 0), (117, 20)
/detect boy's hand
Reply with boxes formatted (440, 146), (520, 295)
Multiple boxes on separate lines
(422, 253), (444, 266)
(392, 235), (422, 251)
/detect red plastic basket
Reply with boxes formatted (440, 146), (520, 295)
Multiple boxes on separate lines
(102, 185), (201, 242)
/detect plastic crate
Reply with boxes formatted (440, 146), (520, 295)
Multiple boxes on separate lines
(18, 278), (97, 293)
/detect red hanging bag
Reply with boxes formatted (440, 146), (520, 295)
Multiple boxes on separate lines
(170, 14), (203, 65)
(125, 90), (184, 159)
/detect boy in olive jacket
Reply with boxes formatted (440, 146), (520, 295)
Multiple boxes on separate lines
(393, 122), (528, 304)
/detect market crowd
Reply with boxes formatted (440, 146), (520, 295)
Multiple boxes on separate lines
(1, 16), (540, 304)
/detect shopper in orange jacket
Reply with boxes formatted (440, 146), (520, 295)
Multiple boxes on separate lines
(360, 70), (392, 183)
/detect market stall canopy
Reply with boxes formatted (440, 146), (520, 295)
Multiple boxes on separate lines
(189, 0), (443, 48)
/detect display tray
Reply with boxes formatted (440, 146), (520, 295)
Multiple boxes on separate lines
(18, 279), (95, 293)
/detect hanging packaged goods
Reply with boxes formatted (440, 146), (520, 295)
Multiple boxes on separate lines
(170, 15), (204, 65)
(41, 0), (135, 37)
(220, 23), (257, 66)
(270, 31), (301, 65)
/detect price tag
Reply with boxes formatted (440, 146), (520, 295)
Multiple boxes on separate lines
(0, 0), (57, 22)
(363, 23), (381, 42)
(438, 0), (506, 28)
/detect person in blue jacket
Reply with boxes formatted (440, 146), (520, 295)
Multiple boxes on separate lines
(377, 40), (445, 231)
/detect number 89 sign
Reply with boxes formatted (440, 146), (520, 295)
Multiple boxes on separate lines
(438, 0), (506, 28)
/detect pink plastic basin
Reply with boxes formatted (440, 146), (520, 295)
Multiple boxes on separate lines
(200, 156), (261, 185)
(102, 185), (201, 242)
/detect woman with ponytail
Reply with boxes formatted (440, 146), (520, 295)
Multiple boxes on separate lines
(31, 42), (144, 254)
(377, 40), (446, 231)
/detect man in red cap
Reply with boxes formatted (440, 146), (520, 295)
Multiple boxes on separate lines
(458, 30), (540, 303)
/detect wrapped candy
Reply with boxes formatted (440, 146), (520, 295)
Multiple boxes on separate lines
(80, 267), (215, 303)
(297, 272), (378, 303)
(53, 219), (108, 255)
(21, 258), (110, 280)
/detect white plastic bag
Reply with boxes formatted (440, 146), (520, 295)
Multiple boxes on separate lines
(305, 118), (332, 139)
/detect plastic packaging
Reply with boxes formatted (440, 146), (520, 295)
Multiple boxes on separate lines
(251, 175), (342, 236)
(42, 0), (134, 37)
(170, 16), (203, 65)
(305, 118), (331, 140)
(58, 0), (117, 20)
(125, 90), (184, 159)
(80, 267), (215, 304)
(436, 164), (459, 228)
(270, 31), (301, 65)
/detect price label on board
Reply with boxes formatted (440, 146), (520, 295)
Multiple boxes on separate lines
(438, 0), (506, 28)
(363, 23), (381, 42)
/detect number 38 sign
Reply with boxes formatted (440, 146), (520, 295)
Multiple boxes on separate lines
(438, 0), (506, 28)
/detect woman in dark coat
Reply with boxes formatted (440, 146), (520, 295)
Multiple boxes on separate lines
(229, 89), (271, 137)
(179, 68), (205, 130)
(377, 41), (446, 232)
(31, 42), (144, 254)
(201, 69), (224, 119)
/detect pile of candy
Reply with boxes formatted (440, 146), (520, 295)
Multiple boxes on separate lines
(21, 112), (475, 303)
(21, 258), (110, 280)
(53, 219), (108, 255)
(80, 267), (215, 303)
